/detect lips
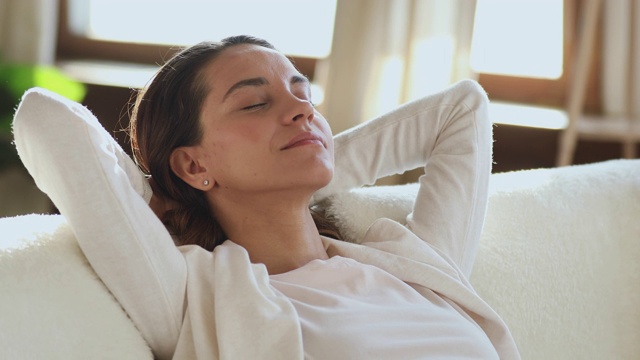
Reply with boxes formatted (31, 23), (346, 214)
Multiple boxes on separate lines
(280, 132), (325, 150)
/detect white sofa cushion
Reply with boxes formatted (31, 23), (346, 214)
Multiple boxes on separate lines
(0, 214), (153, 359)
(475, 160), (640, 360)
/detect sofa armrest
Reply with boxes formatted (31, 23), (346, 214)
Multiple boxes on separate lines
(474, 159), (640, 359)
(0, 214), (153, 359)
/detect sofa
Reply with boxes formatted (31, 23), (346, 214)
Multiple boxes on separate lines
(1, 159), (639, 359)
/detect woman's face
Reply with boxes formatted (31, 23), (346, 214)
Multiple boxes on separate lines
(193, 44), (334, 196)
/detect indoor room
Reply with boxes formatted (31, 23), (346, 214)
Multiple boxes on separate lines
(1, 1), (639, 359)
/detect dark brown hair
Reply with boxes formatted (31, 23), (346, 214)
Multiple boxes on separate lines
(130, 35), (339, 251)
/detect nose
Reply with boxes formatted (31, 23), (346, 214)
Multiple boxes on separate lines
(284, 96), (314, 124)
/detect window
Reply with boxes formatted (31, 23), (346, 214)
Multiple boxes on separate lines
(57, 0), (336, 81)
(471, 0), (600, 112)
(469, 0), (573, 129)
(471, 0), (563, 79)
(67, 0), (337, 59)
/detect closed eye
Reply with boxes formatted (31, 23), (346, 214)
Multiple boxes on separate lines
(242, 103), (266, 111)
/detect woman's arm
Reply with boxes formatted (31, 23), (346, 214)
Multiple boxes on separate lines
(13, 88), (186, 359)
(314, 80), (492, 276)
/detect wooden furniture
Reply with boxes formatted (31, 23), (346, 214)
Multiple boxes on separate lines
(557, 0), (640, 166)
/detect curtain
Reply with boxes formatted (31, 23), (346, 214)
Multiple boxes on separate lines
(0, 0), (59, 64)
(315, 0), (478, 134)
(601, 0), (640, 119)
(0, 0), (59, 216)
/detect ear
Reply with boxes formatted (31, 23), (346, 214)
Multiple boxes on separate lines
(169, 147), (215, 190)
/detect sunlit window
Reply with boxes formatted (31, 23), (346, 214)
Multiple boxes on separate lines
(470, 0), (563, 79)
(67, 0), (337, 58)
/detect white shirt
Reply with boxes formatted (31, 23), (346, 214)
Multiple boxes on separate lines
(271, 256), (499, 359)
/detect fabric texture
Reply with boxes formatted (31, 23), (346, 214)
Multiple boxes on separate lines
(12, 80), (519, 359)
(0, 214), (153, 360)
(474, 159), (640, 359)
(270, 255), (499, 359)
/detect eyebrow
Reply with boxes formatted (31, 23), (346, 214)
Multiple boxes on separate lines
(222, 75), (310, 101)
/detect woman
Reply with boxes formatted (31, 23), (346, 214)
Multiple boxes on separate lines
(14, 35), (519, 359)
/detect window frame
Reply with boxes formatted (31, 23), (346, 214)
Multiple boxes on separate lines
(476, 0), (602, 112)
(55, 0), (318, 80)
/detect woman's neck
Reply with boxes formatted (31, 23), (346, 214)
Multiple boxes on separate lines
(210, 193), (329, 274)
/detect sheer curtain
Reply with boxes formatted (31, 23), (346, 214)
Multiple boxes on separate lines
(0, 0), (58, 216)
(315, 0), (478, 134)
(0, 0), (58, 64)
(601, 0), (640, 119)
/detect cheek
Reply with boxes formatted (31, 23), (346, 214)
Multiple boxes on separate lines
(204, 123), (273, 171)
(314, 111), (333, 133)
(210, 123), (266, 149)
(315, 116), (334, 152)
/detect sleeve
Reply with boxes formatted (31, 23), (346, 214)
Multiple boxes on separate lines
(313, 80), (492, 276)
(12, 88), (186, 359)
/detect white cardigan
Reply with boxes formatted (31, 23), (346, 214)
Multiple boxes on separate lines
(13, 80), (519, 359)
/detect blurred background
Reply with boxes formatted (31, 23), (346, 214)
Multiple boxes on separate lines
(1, 0), (638, 216)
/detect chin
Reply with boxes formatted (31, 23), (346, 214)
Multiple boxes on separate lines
(317, 164), (334, 186)
(304, 166), (334, 192)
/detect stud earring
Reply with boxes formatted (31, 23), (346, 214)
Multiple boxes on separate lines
(203, 180), (210, 186)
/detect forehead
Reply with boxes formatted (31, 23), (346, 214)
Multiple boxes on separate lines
(203, 44), (299, 91)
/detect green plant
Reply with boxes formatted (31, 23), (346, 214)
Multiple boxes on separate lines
(0, 63), (86, 170)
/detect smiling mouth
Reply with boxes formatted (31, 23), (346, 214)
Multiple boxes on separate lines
(281, 133), (325, 150)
